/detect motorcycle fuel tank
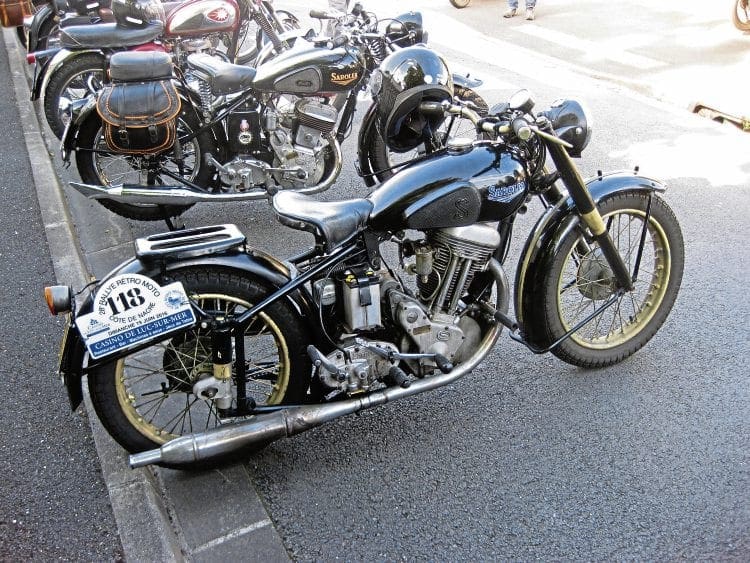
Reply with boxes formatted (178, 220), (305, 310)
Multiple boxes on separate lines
(165, 0), (239, 36)
(368, 143), (528, 231)
(252, 39), (366, 94)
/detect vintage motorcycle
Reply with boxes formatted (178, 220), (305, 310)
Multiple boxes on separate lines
(45, 79), (685, 469)
(63, 15), (486, 222)
(30, 0), (297, 138)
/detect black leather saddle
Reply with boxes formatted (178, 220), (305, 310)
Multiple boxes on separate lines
(60, 21), (163, 49)
(187, 53), (257, 96)
(273, 192), (373, 252)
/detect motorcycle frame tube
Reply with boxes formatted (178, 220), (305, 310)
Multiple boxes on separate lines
(513, 171), (666, 333)
(58, 248), (320, 411)
(357, 101), (379, 187)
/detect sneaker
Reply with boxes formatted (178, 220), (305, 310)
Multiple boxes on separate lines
(525, 8), (535, 20)
(503, 8), (517, 17)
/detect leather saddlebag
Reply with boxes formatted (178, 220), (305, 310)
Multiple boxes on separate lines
(96, 52), (180, 155)
(0, 0), (34, 27)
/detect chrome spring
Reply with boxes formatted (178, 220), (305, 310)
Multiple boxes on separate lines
(198, 79), (212, 117)
(366, 37), (387, 65)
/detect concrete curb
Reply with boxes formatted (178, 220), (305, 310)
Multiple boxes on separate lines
(5, 27), (185, 561)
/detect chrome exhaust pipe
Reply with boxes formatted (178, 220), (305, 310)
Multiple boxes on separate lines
(129, 264), (509, 469)
(71, 138), (343, 206)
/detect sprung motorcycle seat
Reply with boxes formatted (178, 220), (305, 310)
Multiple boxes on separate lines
(59, 21), (163, 49)
(273, 191), (373, 252)
(187, 53), (257, 96)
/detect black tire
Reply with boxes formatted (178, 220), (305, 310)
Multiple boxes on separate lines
(87, 268), (312, 462)
(43, 52), (106, 139)
(733, 0), (750, 31)
(450, 0), (471, 7)
(524, 191), (684, 368)
(368, 86), (489, 183)
(75, 105), (217, 221)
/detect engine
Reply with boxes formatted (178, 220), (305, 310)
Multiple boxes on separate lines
(314, 223), (502, 393)
(212, 97), (339, 192)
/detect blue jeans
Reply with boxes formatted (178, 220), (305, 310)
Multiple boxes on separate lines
(508, 0), (536, 8)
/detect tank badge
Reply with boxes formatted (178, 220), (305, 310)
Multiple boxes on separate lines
(206, 8), (230, 22)
(488, 181), (524, 203)
(453, 197), (471, 219)
(330, 72), (359, 86)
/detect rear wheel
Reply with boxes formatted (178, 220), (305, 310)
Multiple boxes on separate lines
(43, 53), (105, 139)
(525, 192), (684, 368)
(75, 106), (216, 221)
(733, 0), (750, 31)
(368, 86), (488, 183)
(88, 268), (312, 461)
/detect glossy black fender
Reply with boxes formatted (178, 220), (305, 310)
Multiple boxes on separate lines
(357, 101), (379, 187)
(27, 4), (55, 53)
(59, 249), (318, 411)
(514, 171), (667, 342)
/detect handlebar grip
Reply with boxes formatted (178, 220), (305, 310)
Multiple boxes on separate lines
(511, 117), (532, 141)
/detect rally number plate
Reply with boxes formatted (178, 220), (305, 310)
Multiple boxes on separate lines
(75, 274), (196, 360)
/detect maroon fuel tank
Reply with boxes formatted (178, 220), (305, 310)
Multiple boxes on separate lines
(367, 143), (528, 232)
(164, 0), (240, 36)
(252, 40), (366, 95)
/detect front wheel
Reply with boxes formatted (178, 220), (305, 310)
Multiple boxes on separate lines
(75, 105), (216, 221)
(525, 191), (684, 368)
(733, 0), (750, 31)
(87, 268), (312, 461)
(367, 86), (489, 183)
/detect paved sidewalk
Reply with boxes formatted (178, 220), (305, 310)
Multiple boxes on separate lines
(3, 27), (290, 562)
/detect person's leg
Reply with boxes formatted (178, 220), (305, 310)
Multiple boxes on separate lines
(504, 0), (519, 17)
(525, 0), (536, 20)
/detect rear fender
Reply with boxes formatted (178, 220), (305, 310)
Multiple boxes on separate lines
(36, 48), (102, 102)
(60, 95), (97, 161)
(514, 171), (667, 333)
(27, 4), (55, 53)
(61, 246), (318, 411)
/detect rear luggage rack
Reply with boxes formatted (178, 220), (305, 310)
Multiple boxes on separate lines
(135, 224), (246, 261)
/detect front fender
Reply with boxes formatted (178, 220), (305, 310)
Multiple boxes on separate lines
(357, 101), (380, 187)
(514, 171), (666, 330)
(60, 247), (317, 411)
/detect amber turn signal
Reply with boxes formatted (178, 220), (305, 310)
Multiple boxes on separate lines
(44, 286), (73, 315)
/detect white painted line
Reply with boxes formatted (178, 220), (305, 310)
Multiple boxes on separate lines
(191, 519), (273, 554)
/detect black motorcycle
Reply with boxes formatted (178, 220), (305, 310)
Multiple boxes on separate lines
(45, 81), (684, 469)
(63, 11), (486, 223)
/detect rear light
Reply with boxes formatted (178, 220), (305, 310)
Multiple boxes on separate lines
(26, 53), (35, 64)
(44, 286), (73, 315)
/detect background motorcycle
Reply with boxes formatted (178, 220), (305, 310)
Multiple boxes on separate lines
(31, 0), (296, 138)
(45, 88), (684, 468)
(63, 13), (487, 222)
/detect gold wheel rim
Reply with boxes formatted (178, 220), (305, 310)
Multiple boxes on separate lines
(114, 292), (291, 445)
(556, 208), (671, 349)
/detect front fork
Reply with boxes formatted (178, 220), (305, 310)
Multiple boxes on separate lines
(541, 130), (634, 292)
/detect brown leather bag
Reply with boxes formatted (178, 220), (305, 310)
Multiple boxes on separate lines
(96, 51), (181, 155)
(0, 0), (34, 27)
